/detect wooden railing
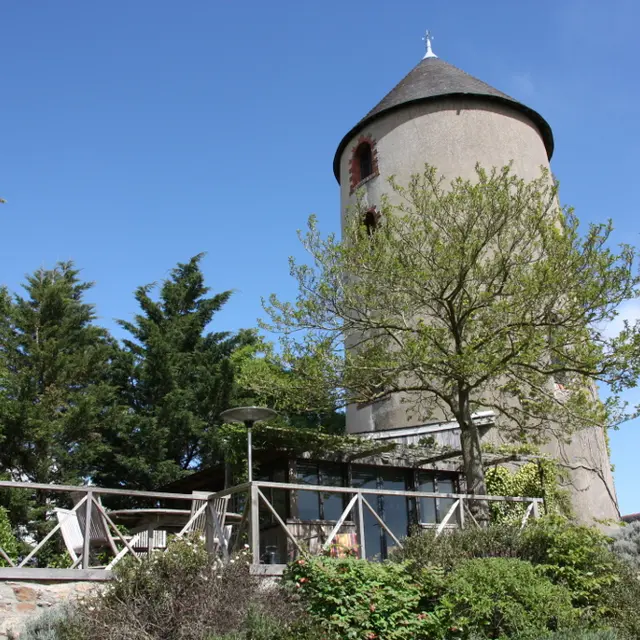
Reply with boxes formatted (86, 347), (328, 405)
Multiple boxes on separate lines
(223, 481), (542, 570)
(0, 480), (542, 580)
(0, 480), (203, 580)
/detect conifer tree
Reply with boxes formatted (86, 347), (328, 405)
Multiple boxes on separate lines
(0, 263), (118, 537)
(95, 254), (255, 489)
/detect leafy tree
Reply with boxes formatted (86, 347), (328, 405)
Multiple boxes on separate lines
(0, 263), (118, 537)
(232, 340), (345, 433)
(95, 254), (255, 489)
(264, 165), (640, 520)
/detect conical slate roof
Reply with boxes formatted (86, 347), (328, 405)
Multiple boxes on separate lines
(333, 57), (554, 182)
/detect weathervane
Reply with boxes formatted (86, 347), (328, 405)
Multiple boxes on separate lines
(422, 30), (437, 59)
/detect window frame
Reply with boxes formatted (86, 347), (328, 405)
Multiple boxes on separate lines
(348, 135), (379, 193)
(292, 460), (347, 522)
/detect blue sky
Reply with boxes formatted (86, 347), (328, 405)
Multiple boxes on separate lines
(1, 1), (639, 514)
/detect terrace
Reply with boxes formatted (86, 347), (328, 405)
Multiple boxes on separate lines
(0, 477), (542, 580)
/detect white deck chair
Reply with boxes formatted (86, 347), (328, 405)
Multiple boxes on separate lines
(55, 508), (84, 566)
(131, 529), (167, 554)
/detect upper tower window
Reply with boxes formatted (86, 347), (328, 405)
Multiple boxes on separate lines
(357, 143), (373, 181)
(349, 135), (379, 193)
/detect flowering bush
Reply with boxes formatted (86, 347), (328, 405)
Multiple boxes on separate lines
(284, 556), (446, 639)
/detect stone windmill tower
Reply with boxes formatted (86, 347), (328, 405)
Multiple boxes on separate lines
(332, 34), (619, 524)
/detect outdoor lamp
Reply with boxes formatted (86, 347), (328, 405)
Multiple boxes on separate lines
(219, 406), (277, 482)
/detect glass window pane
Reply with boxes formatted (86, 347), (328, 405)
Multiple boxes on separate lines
(272, 468), (287, 520)
(351, 466), (380, 559)
(418, 473), (436, 524)
(379, 469), (409, 553)
(296, 462), (320, 520)
(437, 475), (459, 525)
(320, 463), (344, 521)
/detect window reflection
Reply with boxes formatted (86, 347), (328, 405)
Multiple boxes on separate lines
(378, 468), (408, 557)
(437, 476), (459, 525)
(351, 466), (410, 559)
(296, 462), (345, 521)
(417, 474), (436, 524)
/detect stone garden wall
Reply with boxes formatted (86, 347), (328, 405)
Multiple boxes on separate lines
(0, 581), (102, 639)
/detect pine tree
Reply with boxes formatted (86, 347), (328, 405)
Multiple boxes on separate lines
(95, 254), (255, 489)
(0, 263), (118, 538)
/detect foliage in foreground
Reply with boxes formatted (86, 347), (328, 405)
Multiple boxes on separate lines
(611, 520), (640, 572)
(285, 555), (581, 639)
(442, 558), (577, 639)
(16, 538), (323, 640)
(284, 556), (436, 639)
(544, 632), (620, 640)
(18, 520), (640, 640)
(392, 517), (640, 637)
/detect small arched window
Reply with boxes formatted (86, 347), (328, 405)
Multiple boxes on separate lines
(349, 135), (379, 193)
(363, 207), (380, 236)
(357, 143), (373, 182)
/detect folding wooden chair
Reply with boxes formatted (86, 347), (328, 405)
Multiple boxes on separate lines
(71, 493), (119, 557)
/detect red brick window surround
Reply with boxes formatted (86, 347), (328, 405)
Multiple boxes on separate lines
(349, 136), (379, 193)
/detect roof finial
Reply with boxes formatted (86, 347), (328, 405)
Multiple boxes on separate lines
(422, 30), (437, 59)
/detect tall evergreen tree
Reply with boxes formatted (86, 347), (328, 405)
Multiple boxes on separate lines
(0, 263), (118, 540)
(0, 263), (117, 485)
(95, 254), (255, 489)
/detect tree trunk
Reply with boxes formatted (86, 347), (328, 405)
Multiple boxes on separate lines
(458, 396), (490, 525)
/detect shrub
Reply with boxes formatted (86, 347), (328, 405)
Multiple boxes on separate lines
(596, 560), (640, 640)
(284, 556), (444, 639)
(518, 516), (618, 615)
(0, 505), (18, 566)
(542, 631), (620, 640)
(391, 522), (523, 571)
(394, 517), (623, 620)
(25, 537), (323, 640)
(611, 521), (640, 572)
(9, 606), (81, 640)
(440, 558), (578, 639)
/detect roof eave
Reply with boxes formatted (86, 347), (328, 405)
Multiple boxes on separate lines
(332, 93), (555, 183)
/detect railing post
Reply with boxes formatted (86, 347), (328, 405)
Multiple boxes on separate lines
(459, 497), (465, 530)
(249, 483), (260, 566)
(82, 491), (93, 570)
(356, 492), (366, 560)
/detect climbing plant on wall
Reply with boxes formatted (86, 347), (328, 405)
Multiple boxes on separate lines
(485, 460), (571, 524)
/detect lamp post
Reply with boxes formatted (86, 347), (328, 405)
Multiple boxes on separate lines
(219, 406), (277, 482)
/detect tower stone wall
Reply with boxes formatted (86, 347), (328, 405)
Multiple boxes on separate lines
(335, 64), (619, 524)
(338, 98), (552, 436)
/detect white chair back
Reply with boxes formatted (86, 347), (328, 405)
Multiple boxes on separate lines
(132, 529), (167, 552)
(55, 508), (84, 562)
